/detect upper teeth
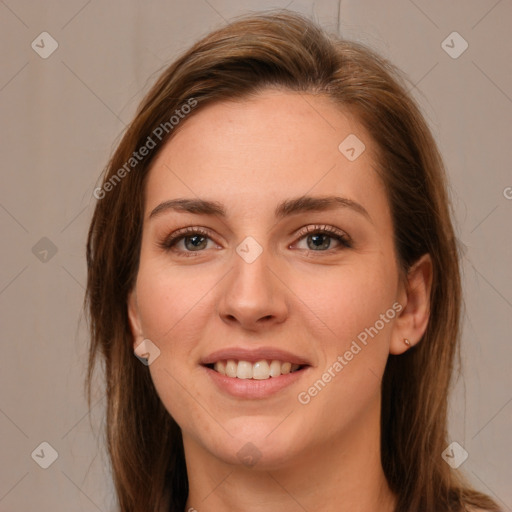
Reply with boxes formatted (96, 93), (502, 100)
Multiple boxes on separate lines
(213, 360), (301, 380)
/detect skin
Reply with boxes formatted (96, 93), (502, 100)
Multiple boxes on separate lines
(128, 89), (432, 512)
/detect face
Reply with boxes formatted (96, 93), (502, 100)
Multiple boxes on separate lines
(128, 89), (408, 470)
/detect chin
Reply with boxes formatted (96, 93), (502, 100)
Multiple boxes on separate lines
(205, 416), (308, 470)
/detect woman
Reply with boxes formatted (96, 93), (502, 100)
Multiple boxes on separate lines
(85, 10), (503, 512)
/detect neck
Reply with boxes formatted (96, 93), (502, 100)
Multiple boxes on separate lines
(183, 396), (396, 512)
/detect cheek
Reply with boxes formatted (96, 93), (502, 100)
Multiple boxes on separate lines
(134, 256), (219, 346)
(291, 263), (398, 433)
(294, 259), (397, 350)
(134, 261), (216, 428)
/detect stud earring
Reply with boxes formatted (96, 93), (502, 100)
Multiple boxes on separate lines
(404, 338), (411, 346)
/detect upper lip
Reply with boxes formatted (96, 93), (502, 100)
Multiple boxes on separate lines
(201, 347), (311, 366)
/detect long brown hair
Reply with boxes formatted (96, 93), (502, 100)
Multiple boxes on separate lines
(85, 10), (502, 512)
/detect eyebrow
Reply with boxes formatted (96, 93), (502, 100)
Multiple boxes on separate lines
(149, 195), (372, 223)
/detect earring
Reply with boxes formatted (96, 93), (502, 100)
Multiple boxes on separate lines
(404, 338), (411, 346)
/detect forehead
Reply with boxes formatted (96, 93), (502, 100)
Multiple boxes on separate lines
(143, 89), (387, 219)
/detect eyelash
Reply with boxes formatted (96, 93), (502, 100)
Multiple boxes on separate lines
(159, 224), (352, 257)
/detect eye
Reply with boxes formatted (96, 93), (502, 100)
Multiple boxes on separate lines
(293, 224), (352, 252)
(159, 224), (352, 257)
(159, 227), (218, 256)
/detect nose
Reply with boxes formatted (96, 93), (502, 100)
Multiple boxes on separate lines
(217, 245), (289, 331)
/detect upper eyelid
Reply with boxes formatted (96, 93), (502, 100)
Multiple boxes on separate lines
(293, 224), (348, 237)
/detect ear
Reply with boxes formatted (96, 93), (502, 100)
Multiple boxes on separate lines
(389, 253), (433, 355)
(127, 289), (144, 350)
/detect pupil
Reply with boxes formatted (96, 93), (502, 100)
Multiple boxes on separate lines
(186, 235), (206, 250)
(308, 234), (330, 250)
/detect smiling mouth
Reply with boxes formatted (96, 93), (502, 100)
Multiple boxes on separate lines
(205, 359), (307, 380)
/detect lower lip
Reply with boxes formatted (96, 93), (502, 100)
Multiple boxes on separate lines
(203, 365), (309, 399)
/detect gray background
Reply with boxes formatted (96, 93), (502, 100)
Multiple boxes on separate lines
(0, 0), (510, 510)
